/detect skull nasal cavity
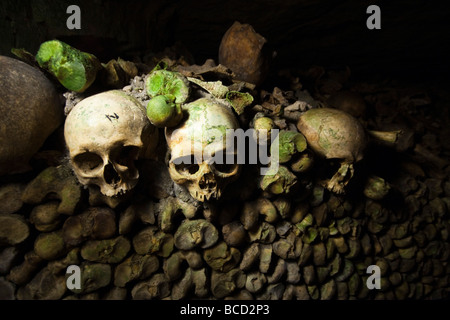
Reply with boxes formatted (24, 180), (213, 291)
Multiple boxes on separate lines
(199, 173), (216, 189)
(104, 163), (120, 185)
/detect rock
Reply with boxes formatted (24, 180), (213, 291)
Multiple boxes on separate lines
(0, 56), (63, 175)
(0, 183), (26, 214)
(0, 214), (29, 246)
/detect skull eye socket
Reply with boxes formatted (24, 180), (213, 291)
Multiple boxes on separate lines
(213, 163), (239, 174)
(173, 154), (200, 175)
(210, 152), (239, 175)
(73, 152), (103, 173)
(114, 146), (140, 167)
(175, 163), (200, 175)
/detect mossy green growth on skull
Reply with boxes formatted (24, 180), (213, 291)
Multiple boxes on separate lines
(35, 40), (101, 92)
(145, 69), (190, 104)
(260, 165), (297, 195)
(146, 94), (183, 128)
(226, 91), (254, 115)
(297, 108), (366, 162)
(272, 130), (308, 164)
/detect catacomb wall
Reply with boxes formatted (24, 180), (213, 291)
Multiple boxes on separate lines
(1, 0), (449, 82)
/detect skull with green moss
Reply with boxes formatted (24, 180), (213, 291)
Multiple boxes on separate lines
(165, 98), (241, 202)
(297, 108), (367, 194)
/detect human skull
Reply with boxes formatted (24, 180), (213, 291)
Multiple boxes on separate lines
(297, 107), (367, 194)
(64, 90), (158, 197)
(165, 98), (241, 202)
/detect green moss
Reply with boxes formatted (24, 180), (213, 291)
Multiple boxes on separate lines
(145, 69), (190, 104)
(34, 231), (65, 260)
(35, 40), (101, 92)
(226, 91), (253, 115)
(260, 165), (297, 195)
(146, 95), (183, 127)
(272, 131), (307, 164)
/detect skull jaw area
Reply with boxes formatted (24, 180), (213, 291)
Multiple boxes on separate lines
(168, 161), (240, 202)
(319, 161), (354, 195)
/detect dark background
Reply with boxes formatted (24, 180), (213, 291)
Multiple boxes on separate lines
(1, 0), (449, 84)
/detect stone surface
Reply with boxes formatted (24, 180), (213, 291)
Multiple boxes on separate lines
(0, 56), (63, 175)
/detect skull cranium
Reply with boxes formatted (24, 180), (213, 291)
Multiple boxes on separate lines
(297, 107), (367, 194)
(64, 90), (158, 197)
(165, 98), (241, 202)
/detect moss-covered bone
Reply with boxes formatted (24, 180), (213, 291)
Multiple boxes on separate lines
(36, 40), (101, 92)
(260, 165), (298, 195)
(132, 226), (174, 257)
(272, 130), (308, 164)
(34, 230), (66, 260)
(146, 94), (183, 128)
(145, 69), (190, 104)
(297, 108), (367, 194)
(81, 236), (131, 264)
(22, 165), (82, 216)
(297, 108), (367, 162)
(114, 254), (159, 287)
(174, 219), (219, 250)
(157, 196), (198, 232)
(0, 214), (29, 246)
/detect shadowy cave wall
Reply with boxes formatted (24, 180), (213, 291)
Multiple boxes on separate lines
(1, 0), (449, 84)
